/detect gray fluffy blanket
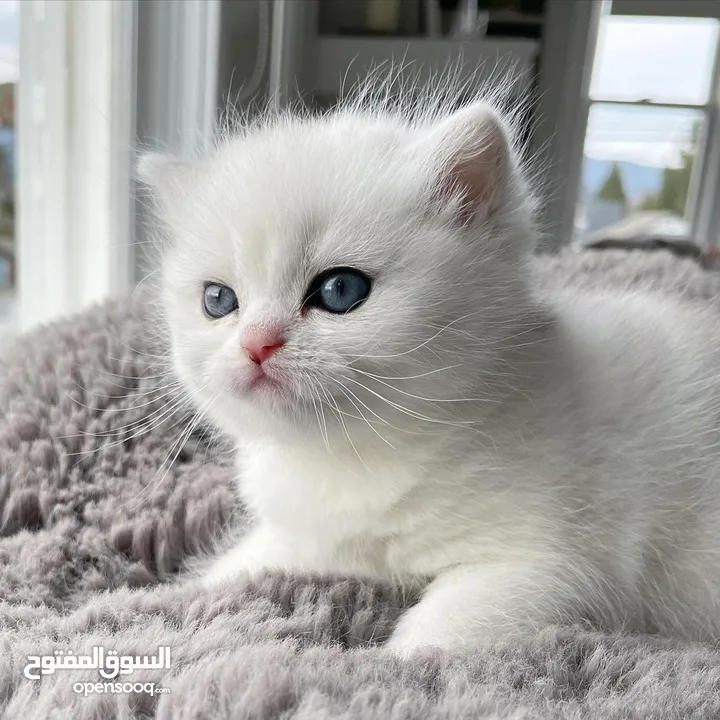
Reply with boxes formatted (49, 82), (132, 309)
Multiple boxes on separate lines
(2, 249), (720, 720)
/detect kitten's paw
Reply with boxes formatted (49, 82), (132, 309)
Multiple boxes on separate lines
(201, 525), (281, 588)
(384, 636), (424, 659)
(201, 563), (251, 589)
(201, 545), (265, 589)
(384, 626), (451, 657)
(386, 604), (497, 655)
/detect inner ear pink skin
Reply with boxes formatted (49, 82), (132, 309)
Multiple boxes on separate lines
(241, 324), (286, 365)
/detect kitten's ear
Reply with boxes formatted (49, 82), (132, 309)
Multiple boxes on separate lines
(136, 152), (199, 216)
(422, 103), (511, 223)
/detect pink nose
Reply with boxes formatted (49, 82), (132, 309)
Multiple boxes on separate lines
(241, 326), (285, 365)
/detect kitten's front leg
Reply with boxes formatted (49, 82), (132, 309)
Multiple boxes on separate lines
(203, 523), (300, 586)
(386, 560), (576, 654)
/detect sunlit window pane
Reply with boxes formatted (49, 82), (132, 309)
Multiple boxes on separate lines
(590, 16), (719, 105)
(574, 103), (704, 245)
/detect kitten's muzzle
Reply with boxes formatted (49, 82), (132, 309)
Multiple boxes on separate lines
(241, 324), (286, 365)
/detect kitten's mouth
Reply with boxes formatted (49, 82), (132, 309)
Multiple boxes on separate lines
(228, 361), (288, 398)
(246, 365), (283, 392)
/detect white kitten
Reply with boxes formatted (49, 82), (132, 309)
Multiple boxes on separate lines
(140, 80), (720, 654)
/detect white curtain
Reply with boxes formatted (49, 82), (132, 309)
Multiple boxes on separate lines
(16, 0), (221, 331)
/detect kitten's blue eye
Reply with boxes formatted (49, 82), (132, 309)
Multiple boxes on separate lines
(306, 267), (371, 314)
(203, 283), (238, 319)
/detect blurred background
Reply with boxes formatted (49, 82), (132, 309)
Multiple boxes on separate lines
(1, 0), (719, 344)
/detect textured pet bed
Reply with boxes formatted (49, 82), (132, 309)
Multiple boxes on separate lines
(2, 249), (720, 720)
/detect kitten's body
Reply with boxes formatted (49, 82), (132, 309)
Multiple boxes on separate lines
(210, 290), (720, 648)
(142, 81), (720, 652)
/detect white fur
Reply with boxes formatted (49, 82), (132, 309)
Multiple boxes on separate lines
(141, 75), (720, 654)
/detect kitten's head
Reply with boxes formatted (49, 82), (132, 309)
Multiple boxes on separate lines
(140, 87), (537, 446)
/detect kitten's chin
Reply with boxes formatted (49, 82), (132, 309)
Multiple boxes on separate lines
(230, 364), (289, 398)
(241, 372), (284, 394)
(201, 389), (304, 441)
(219, 368), (314, 433)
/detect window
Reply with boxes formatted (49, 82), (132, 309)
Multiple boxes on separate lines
(573, 10), (720, 247)
(0, 0), (17, 343)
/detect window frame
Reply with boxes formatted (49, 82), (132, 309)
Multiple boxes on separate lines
(574, 4), (720, 248)
(693, 31), (720, 249)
